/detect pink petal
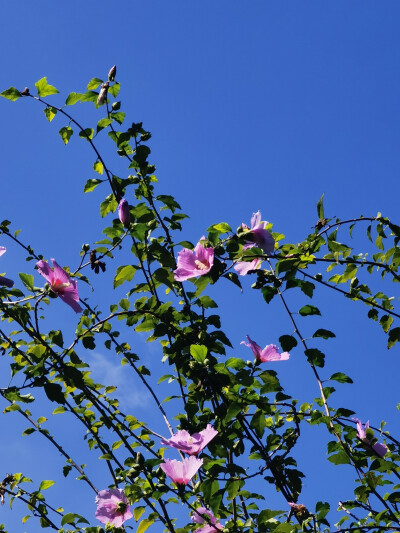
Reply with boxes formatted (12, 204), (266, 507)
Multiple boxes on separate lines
(0, 247), (6, 257)
(36, 260), (54, 283)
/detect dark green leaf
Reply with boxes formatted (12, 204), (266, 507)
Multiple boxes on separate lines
(299, 305), (321, 316)
(329, 372), (353, 384)
(312, 328), (335, 339)
(279, 335), (297, 352)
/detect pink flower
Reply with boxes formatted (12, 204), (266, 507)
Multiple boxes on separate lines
(36, 259), (82, 313)
(95, 488), (133, 528)
(353, 418), (388, 457)
(288, 502), (307, 514)
(118, 198), (130, 227)
(234, 211), (274, 275)
(241, 335), (290, 362)
(191, 507), (223, 532)
(160, 456), (203, 486)
(173, 237), (214, 281)
(0, 247), (14, 288)
(244, 211), (275, 254)
(161, 424), (218, 455)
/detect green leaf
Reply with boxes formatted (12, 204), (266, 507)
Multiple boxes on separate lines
(250, 410), (266, 437)
(279, 335), (297, 352)
(328, 451), (351, 465)
(108, 82), (120, 98)
(388, 327), (400, 348)
(136, 518), (155, 533)
(305, 348), (325, 367)
(114, 265), (138, 288)
(59, 126), (73, 145)
(312, 328), (335, 339)
(96, 118), (113, 133)
(38, 480), (55, 491)
(65, 92), (83, 105)
(317, 193), (325, 220)
(261, 286), (278, 303)
(84, 178), (104, 193)
(329, 372), (353, 384)
(190, 344), (207, 363)
(93, 160), (104, 175)
(0, 87), (21, 101)
(87, 77), (103, 90)
(100, 193), (118, 217)
(35, 77), (59, 97)
(18, 273), (34, 291)
(299, 305), (321, 316)
(79, 128), (94, 141)
(133, 506), (145, 521)
(43, 383), (65, 404)
(43, 106), (57, 122)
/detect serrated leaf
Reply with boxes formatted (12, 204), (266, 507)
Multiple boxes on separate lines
(97, 118), (113, 133)
(43, 107), (57, 122)
(329, 372), (353, 384)
(328, 451), (351, 465)
(136, 518), (154, 533)
(79, 128), (94, 140)
(35, 77), (59, 97)
(190, 344), (207, 363)
(84, 178), (104, 193)
(93, 160), (104, 175)
(87, 78), (103, 90)
(312, 328), (336, 339)
(0, 87), (21, 101)
(279, 335), (297, 352)
(65, 92), (83, 105)
(39, 480), (55, 491)
(299, 305), (321, 316)
(18, 273), (34, 291)
(108, 83), (120, 98)
(133, 506), (145, 521)
(317, 193), (325, 219)
(59, 126), (73, 145)
(114, 265), (138, 288)
(388, 327), (400, 348)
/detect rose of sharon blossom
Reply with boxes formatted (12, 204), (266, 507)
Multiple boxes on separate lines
(36, 259), (82, 313)
(242, 335), (290, 362)
(161, 456), (203, 486)
(118, 198), (130, 227)
(95, 488), (133, 528)
(161, 424), (218, 455)
(0, 247), (14, 288)
(354, 418), (388, 457)
(173, 238), (214, 281)
(191, 507), (223, 533)
(234, 211), (274, 276)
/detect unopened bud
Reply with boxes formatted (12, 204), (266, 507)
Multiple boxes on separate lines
(97, 82), (109, 106)
(0, 276), (14, 288)
(118, 198), (130, 227)
(108, 65), (117, 82)
(20, 87), (30, 96)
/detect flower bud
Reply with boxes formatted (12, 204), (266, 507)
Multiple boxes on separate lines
(97, 82), (109, 106)
(118, 199), (130, 227)
(0, 276), (14, 288)
(108, 65), (117, 82)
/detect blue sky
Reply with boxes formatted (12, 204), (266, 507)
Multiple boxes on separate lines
(1, 2), (400, 531)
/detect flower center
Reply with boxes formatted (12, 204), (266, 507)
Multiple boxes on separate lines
(115, 501), (128, 515)
(52, 279), (70, 293)
(194, 259), (209, 270)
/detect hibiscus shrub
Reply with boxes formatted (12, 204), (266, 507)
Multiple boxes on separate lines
(0, 69), (400, 532)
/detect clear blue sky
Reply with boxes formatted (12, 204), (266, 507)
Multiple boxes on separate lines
(1, 2), (400, 531)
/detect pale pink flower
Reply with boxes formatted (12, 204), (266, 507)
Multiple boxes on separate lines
(191, 507), (223, 532)
(353, 418), (388, 457)
(288, 502), (307, 513)
(161, 424), (218, 455)
(240, 335), (290, 363)
(241, 335), (290, 362)
(244, 211), (275, 254)
(161, 456), (203, 486)
(0, 247), (14, 288)
(36, 258), (82, 313)
(234, 211), (274, 275)
(118, 198), (130, 227)
(95, 488), (133, 528)
(173, 237), (214, 281)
